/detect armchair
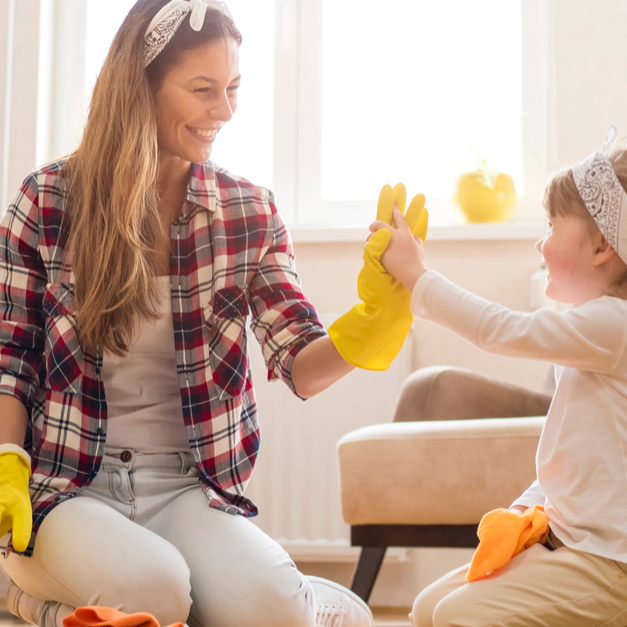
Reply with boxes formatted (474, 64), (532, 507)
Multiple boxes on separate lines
(337, 365), (552, 602)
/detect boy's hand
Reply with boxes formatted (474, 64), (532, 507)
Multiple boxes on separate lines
(369, 204), (428, 291)
(327, 183), (427, 370)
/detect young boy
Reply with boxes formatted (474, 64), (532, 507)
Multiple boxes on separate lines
(371, 127), (627, 627)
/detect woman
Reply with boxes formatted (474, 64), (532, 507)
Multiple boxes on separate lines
(0, 1), (414, 626)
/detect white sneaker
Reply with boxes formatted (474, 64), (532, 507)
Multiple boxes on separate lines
(307, 576), (374, 627)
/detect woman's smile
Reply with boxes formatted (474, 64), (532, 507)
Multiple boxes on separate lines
(187, 126), (218, 143)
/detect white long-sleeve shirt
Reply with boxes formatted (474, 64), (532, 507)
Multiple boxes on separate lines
(411, 270), (627, 562)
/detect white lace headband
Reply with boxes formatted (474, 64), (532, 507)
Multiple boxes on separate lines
(143, 0), (233, 67)
(572, 125), (627, 265)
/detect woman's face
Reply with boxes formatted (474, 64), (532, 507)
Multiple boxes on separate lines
(152, 37), (240, 165)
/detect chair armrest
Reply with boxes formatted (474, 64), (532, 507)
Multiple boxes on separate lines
(338, 417), (544, 526)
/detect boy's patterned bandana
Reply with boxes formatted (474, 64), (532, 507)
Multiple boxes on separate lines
(572, 126), (627, 264)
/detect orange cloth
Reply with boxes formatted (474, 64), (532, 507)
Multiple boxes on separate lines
(63, 607), (183, 627)
(466, 505), (550, 582)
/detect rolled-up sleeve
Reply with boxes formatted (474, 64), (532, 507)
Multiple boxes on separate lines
(249, 195), (326, 395)
(0, 174), (46, 409)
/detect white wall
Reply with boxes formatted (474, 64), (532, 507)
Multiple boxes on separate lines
(0, 0), (42, 213)
(553, 0), (627, 165)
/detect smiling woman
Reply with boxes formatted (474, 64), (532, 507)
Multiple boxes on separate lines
(0, 1), (395, 626)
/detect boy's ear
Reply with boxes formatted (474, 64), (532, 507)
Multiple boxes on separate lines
(592, 233), (616, 266)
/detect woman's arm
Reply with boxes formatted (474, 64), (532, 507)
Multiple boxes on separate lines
(1, 173), (47, 413)
(291, 336), (355, 399)
(0, 395), (28, 447)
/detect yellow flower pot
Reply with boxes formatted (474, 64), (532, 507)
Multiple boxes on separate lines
(454, 172), (517, 223)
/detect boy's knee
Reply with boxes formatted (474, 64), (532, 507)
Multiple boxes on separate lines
(410, 586), (441, 627)
(432, 595), (479, 627)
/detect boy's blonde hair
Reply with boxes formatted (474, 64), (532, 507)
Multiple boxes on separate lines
(542, 146), (627, 300)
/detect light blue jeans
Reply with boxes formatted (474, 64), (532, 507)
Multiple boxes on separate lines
(1, 448), (316, 627)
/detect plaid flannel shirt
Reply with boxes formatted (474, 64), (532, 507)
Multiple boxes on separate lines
(0, 159), (326, 556)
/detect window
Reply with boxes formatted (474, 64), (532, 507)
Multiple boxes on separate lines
(277, 0), (549, 226)
(320, 2), (522, 208)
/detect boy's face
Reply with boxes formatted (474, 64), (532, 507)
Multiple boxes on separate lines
(535, 213), (600, 305)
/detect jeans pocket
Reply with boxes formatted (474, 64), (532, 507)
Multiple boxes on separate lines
(101, 466), (134, 505)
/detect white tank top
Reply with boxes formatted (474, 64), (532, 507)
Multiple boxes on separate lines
(101, 276), (191, 453)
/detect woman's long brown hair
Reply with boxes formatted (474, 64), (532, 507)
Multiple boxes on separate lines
(65, 0), (241, 356)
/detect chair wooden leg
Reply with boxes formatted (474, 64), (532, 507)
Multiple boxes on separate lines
(350, 546), (387, 603)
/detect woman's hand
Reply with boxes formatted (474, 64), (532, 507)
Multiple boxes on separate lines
(0, 450), (32, 552)
(369, 206), (428, 292)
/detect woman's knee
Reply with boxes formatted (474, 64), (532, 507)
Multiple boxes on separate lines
(195, 568), (314, 627)
(120, 553), (192, 625)
(33, 497), (192, 623)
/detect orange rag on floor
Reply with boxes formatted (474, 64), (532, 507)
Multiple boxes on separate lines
(466, 504), (550, 582)
(63, 606), (183, 627)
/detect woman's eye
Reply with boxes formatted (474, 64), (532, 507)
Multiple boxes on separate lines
(228, 84), (240, 92)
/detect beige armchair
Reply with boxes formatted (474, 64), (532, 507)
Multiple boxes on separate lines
(337, 366), (552, 602)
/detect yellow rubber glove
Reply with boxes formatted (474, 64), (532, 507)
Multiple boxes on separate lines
(0, 450), (33, 552)
(328, 183), (428, 370)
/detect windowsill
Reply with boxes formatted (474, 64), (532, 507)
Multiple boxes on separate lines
(290, 220), (547, 244)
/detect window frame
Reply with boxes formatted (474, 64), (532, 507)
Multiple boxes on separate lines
(272, 0), (553, 228)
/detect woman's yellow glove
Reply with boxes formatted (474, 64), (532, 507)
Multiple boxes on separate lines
(0, 448), (33, 552)
(328, 183), (428, 370)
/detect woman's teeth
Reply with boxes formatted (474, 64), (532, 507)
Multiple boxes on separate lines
(191, 128), (216, 138)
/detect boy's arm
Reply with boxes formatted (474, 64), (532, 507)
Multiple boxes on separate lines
(509, 479), (546, 513)
(410, 270), (627, 374)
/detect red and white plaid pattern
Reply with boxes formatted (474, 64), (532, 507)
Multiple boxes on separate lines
(0, 159), (326, 556)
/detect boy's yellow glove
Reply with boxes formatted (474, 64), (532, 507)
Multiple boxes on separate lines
(0, 450), (32, 552)
(328, 183), (428, 370)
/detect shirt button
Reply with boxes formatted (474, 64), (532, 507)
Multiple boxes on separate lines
(619, 573), (625, 581)
(95, 367), (101, 376)
(120, 450), (132, 463)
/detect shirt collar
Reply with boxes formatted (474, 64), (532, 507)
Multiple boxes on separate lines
(186, 161), (217, 213)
